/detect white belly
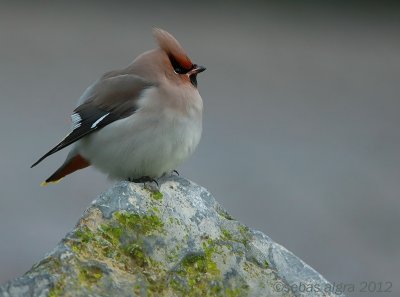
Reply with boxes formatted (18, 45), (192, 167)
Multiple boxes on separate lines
(77, 107), (202, 180)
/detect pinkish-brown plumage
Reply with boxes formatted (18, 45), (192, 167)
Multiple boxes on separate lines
(32, 28), (206, 185)
(153, 28), (193, 70)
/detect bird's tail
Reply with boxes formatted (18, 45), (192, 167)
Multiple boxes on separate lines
(41, 154), (90, 186)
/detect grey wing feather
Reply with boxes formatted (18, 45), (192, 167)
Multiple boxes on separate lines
(31, 74), (154, 167)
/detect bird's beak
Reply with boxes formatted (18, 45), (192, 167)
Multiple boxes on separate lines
(187, 65), (206, 76)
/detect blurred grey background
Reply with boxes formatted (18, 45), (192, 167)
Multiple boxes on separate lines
(1, 1), (399, 296)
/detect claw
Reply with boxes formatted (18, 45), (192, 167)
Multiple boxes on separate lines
(172, 170), (179, 176)
(127, 176), (159, 187)
(152, 179), (159, 187)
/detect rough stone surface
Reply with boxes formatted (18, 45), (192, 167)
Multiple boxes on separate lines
(0, 176), (344, 297)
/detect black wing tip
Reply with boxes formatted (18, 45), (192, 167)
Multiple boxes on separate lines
(31, 150), (56, 168)
(31, 157), (44, 168)
(30, 135), (72, 169)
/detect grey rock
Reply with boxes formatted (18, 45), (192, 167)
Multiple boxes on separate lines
(0, 176), (344, 297)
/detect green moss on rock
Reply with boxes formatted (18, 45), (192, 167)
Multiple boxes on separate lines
(151, 191), (163, 201)
(78, 265), (103, 286)
(48, 275), (66, 297)
(47, 189), (271, 297)
(66, 209), (251, 296)
(68, 211), (164, 271)
(114, 211), (164, 235)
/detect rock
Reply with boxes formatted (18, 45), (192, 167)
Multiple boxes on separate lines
(0, 176), (344, 297)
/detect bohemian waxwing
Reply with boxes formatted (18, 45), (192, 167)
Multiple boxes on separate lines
(31, 28), (206, 185)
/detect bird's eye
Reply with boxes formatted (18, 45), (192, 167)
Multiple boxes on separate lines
(169, 55), (189, 74)
(174, 66), (186, 74)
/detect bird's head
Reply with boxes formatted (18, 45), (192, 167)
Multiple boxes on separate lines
(153, 28), (206, 88)
(132, 28), (206, 88)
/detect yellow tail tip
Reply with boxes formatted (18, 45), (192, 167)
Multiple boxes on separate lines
(40, 179), (63, 187)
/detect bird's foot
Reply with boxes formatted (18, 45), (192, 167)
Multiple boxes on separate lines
(127, 176), (159, 187)
(172, 170), (179, 176)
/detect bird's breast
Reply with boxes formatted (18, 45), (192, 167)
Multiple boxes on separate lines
(77, 90), (202, 180)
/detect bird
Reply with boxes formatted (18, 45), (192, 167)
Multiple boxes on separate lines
(31, 28), (206, 186)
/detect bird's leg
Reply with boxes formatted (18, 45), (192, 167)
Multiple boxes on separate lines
(128, 176), (159, 187)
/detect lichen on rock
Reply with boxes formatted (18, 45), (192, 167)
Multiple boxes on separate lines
(0, 176), (344, 297)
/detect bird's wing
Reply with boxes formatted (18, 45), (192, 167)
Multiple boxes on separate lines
(31, 74), (154, 167)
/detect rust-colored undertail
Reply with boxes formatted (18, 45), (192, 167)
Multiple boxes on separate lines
(41, 154), (90, 186)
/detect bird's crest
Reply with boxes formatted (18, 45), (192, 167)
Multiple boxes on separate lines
(153, 28), (193, 70)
